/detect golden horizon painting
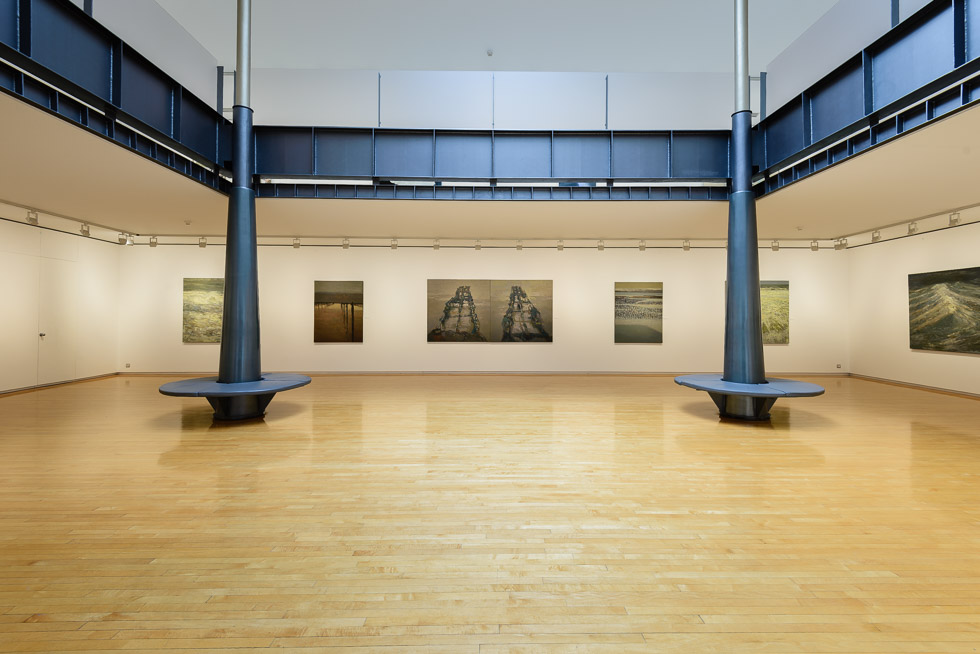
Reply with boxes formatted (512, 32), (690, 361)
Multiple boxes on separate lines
(314, 281), (363, 343)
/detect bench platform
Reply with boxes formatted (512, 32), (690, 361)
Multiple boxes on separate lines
(159, 373), (312, 420)
(675, 374), (824, 420)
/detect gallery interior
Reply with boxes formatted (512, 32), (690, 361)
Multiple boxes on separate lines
(2, 0), (980, 650)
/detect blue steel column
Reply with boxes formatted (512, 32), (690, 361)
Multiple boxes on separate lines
(218, 0), (261, 385)
(160, 0), (309, 419)
(722, 0), (766, 391)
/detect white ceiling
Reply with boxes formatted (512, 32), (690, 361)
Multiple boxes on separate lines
(153, 0), (838, 74)
(3, 90), (980, 242)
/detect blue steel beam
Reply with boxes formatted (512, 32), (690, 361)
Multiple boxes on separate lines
(253, 127), (731, 184)
(0, 0), (230, 174)
(255, 183), (729, 201)
(754, 0), (980, 195)
(5, 0), (980, 200)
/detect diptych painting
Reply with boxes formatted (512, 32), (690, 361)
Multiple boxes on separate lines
(314, 281), (364, 342)
(761, 280), (790, 345)
(427, 279), (552, 342)
(909, 266), (980, 354)
(182, 278), (223, 343)
(614, 282), (663, 343)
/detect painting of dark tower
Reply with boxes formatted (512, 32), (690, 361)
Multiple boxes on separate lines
(909, 266), (980, 354)
(490, 280), (553, 342)
(427, 280), (490, 342)
(314, 281), (363, 342)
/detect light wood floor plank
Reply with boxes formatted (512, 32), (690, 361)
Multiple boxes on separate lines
(1, 374), (978, 651)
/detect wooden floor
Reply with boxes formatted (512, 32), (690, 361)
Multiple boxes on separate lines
(1, 375), (979, 653)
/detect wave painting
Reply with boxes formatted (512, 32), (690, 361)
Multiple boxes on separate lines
(909, 266), (980, 354)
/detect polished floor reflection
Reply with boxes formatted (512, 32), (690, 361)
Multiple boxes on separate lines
(1, 375), (979, 652)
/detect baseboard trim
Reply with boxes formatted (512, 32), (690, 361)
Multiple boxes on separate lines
(115, 370), (851, 378)
(0, 372), (120, 396)
(847, 373), (980, 400)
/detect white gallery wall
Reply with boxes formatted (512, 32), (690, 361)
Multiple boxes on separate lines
(848, 221), (980, 396)
(248, 70), (738, 130)
(8, 216), (980, 396)
(115, 241), (849, 376)
(0, 219), (119, 393)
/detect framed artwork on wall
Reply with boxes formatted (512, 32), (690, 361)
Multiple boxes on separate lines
(761, 280), (789, 345)
(614, 282), (663, 343)
(909, 266), (980, 354)
(427, 279), (552, 342)
(427, 280), (491, 342)
(182, 278), (223, 343)
(489, 280), (552, 342)
(314, 281), (364, 343)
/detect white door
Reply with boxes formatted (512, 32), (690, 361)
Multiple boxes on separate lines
(37, 234), (79, 386)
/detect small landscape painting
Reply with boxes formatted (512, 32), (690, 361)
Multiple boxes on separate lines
(761, 280), (789, 345)
(314, 281), (364, 343)
(182, 278), (223, 343)
(614, 282), (663, 343)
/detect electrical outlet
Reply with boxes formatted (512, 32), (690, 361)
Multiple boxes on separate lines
(836, 363), (842, 369)
(125, 363), (131, 368)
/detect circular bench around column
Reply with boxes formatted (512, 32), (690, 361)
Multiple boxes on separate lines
(160, 373), (311, 420)
(675, 374), (824, 421)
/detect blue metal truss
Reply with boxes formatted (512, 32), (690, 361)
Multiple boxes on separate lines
(2, 0), (979, 201)
(252, 126), (731, 190)
(0, 0), (231, 191)
(753, 0), (980, 195)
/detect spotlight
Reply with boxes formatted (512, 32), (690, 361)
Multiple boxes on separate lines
(834, 238), (847, 250)
(871, 230), (881, 243)
(149, 236), (158, 247)
(638, 240), (646, 252)
(118, 233), (127, 244)
(597, 240), (605, 251)
(949, 212), (961, 226)
(771, 240), (779, 251)
(516, 240), (523, 251)
(907, 222), (917, 235)
(557, 239), (564, 252)
(390, 238), (398, 250)
(292, 238), (301, 249)
(125, 234), (134, 246)
(342, 238), (350, 249)
(80, 224), (90, 237)
(810, 240), (819, 251)
(26, 210), (38, 225)
(199, 237), (207, 248)
(682, 240), (691, 251)
(474, 239), (481, 251)
(433, 239), (440, 250)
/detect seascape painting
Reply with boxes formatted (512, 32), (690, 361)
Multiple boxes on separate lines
(909, 266), (980, 354)
(427, 280), (491, 342)
(314, 281), (363, 342)
(182, 278), (223, 343)
(614, 282), (663, 343)
(761, 280), (790, 345)
(427, 279), (552, 342)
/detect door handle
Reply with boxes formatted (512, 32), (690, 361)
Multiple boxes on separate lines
(39, 333), (46, 337)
